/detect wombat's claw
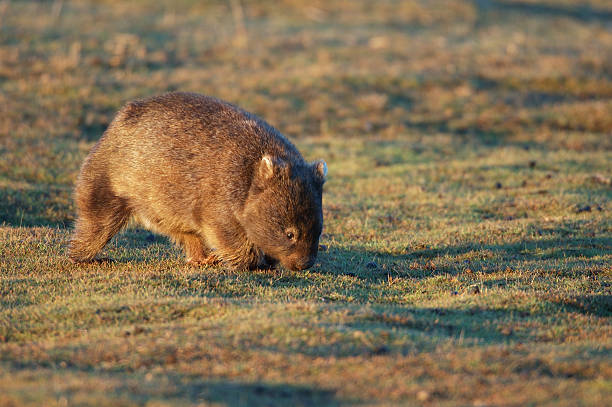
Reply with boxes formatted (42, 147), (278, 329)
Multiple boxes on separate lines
(203, 254), (220, 265)
(94, 257), (115, 264)
(69, 257), (114, 265)
(187, 254), (220, 266)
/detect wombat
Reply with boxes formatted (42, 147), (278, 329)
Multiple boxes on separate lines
(68, 92), (327, 271)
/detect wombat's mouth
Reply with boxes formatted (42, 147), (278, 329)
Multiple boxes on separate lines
(295, 258), (316, 271)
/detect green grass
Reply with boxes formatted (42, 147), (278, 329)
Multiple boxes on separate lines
(1, 0), (611, 405)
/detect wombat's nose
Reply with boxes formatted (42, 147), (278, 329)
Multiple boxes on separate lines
(293, 257), (315, 271)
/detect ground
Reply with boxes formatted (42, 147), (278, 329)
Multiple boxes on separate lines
(0, 0), (611, 406)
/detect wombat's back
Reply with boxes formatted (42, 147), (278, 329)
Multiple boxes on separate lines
(102, 92), (302, 175)
(93, 92), (303, 211)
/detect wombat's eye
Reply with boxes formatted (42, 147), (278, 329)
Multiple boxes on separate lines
(285, 228), (298, 242)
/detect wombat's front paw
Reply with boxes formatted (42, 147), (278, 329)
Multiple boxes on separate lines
(259, 255), (278, 270)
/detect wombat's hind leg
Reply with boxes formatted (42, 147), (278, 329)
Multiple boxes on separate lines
(172, 232), (217, 265)
(68, 197), (131, 263)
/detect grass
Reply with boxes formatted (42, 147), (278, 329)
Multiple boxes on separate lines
(1, 0), (611, 405)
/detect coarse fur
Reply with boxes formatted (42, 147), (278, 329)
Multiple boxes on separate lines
(69, 92), (327, 271)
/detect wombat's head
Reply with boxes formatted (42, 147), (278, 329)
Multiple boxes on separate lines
(243, 155), (327, 271)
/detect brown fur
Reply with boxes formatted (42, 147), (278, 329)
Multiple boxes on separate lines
(69, 92), (326, 271)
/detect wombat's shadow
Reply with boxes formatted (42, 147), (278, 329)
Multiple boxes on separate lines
(313, 238), (610, 318)
(109, 227), (609, 277)
(316, 235), (609, 276)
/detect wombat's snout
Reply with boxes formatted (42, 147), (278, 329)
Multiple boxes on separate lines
(288, 255), (316, 271)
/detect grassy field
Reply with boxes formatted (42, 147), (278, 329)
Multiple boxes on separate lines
(1, 0), (611, 405)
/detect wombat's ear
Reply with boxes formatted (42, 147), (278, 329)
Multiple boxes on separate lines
(259, 155), (276, 180)
(313, 159), (327, 184)
(258, 155), (287, 181)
